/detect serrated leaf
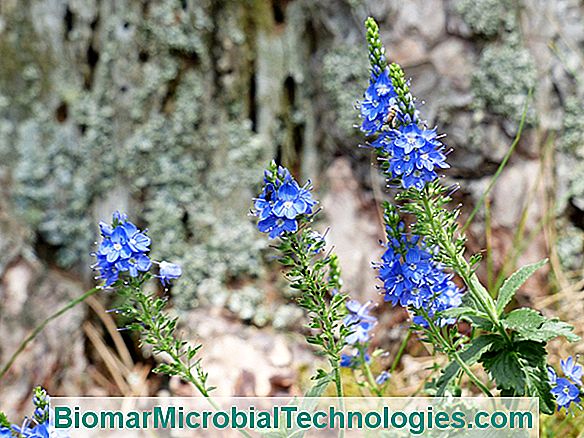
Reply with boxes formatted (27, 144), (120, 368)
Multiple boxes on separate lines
(503, 308), (579, 343)
(503, 308), (545, 333)
(304, 373), (332, 398)
(516, 340), (555, 414)
(436, 335), (499, 396)
(480, 338), (555, 414)
(496, 259), (547, 315)
(537, 319), (580, 343)
(482, 349), (525, 393)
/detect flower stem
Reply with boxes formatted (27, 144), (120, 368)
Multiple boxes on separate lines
(390, 329), (411, 373)
(0, 287), (101, 380)
(358, 345), (383, 397)
(420, 308), (493, 397)
(134, 291), (210, 397)
(420, 194), (512, 346)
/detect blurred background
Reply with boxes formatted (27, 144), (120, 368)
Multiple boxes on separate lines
(0, 0), (583, 427)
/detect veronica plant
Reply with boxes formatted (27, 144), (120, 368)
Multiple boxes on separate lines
(92, 211), (213, 396)
(253, 162), (392, 397)
(252, 162), (352, 396)
(358, 17), (578, 413)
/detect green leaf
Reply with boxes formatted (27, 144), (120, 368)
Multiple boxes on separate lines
(537, 319), (580, 343)
(439, 306), (488, 322)
(0, 412), (10, 428)
(482, 349), (525, 393)
(515, 340), (555, 414)
(436, 335), (499, 396)
(496, 259), (547, 315)
(503, 308), (545, 333)
(261, 432), (289, 438)
(503, 307), (579, 343)
(480, 338), (555, 414)
(305, 372), (332, 398)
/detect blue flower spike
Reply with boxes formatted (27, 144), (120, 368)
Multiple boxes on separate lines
(253, 163), (316, 239)
(93, 212), (152, 287)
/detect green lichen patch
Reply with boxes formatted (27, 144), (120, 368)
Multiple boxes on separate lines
(454, 0), (514, 38)
(472, 38), (537, 124)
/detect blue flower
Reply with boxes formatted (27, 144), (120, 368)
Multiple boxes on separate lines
(340, 350), (371, 368)
(122, 222), (151, 253)
(98, 226), (132, 263)
(258, 215), (298, 239)
(375, 371), (391, 385)
(272, 181), (314, 219)
(346, 321), (375, 345)
(343, 299), (377, 326)
(15, 419), (69, 438)
(93, 213), (152, 286)
(551, 377), (581, 411)
(373, 123), (450, 190)
(0, 427), (11, 438)
(360, 70), (398, 134)
(380, 264), (411, 306)
(375, 229), (462, 326)
(402, 247), (432, 283)
(253, 165), (316, 239)
(548, 366), (557, 385)
(159, 261), (182, 286)
(11, 420), (41, 438)
(561, 356), (583, 385)
(115, 253), (152, 278)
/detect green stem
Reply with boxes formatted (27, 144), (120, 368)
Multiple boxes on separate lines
(333, 363), (344, 398)
(420, 308), (493, 397)
(334, 364), (346, 438)
(134, 292), (254, 438)
(357, 345), (382, 397)
(390, 329), (411, 373)
(136, 292), (209, 397)
(421, 194), (513, 346)
(0, 287), (101, 380)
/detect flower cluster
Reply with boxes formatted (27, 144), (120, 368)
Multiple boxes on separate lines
(1, 387), (69, 438)
(549, 357), (583, 411)
(360, 70), (398, 135)
(94, 212), (152, 286)
(93, 212), (181, 287)
(373, 124), (449, 190)
(253, 163), (316, 239)
(376, 233), (462, 327)
(359, 58), (448, 190)
(341, 300), (377, 367)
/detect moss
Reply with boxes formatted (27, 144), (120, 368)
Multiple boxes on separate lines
(322, 45), (368, 137)
(556, 224), (584, 272)
(471, 37), (537, 124)
(560, 96), (584, 156)
(454, 0), (514, 38)
(9, 1), (271, 311)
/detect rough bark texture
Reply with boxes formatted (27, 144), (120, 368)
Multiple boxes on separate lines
(1, 0), (583, 416)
